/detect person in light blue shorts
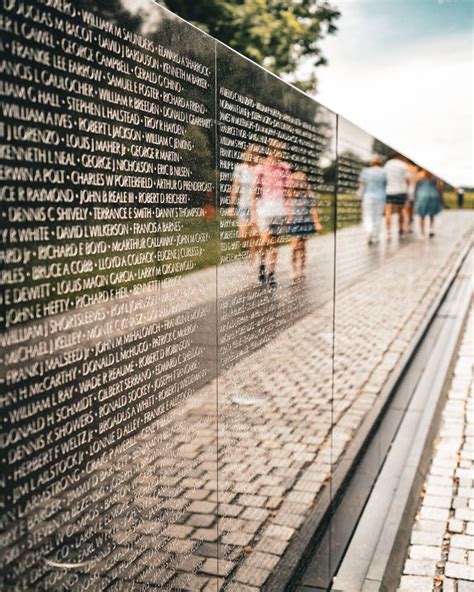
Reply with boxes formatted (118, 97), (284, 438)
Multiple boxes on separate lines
(415, 170), (442, 238)
(358, 155), (387, 244)
(288, 171), (322, 281)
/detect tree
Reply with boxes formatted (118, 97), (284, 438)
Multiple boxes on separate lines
(160, 0), (340, 92)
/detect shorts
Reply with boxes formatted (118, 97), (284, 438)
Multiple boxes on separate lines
(288, 222), (315, 237)
(386, 193), (407, 207)
(256, 199), (287, 236)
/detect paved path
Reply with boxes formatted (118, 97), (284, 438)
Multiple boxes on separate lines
(399, 310), (474, 592)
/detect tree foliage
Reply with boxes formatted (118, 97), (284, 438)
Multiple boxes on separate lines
(160, 0), (340, 92)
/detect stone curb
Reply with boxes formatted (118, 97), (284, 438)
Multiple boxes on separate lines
(331, 249), (472, 592)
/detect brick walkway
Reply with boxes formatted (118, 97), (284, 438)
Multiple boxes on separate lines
(399, 310), (474, 592)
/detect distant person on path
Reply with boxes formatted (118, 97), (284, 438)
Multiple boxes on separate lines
(288, 171), (322, 280)
(456, 187), (465, 208)
(251, 139), (292, 289)
(358, 155), (387, 245)
(229, 144), (262, 259)
(384, 153), (410, 238)
(405, 163), (419, 233)
(415, 170), (442, 238)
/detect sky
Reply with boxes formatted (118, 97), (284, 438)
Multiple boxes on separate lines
(314, 0), (473, 187)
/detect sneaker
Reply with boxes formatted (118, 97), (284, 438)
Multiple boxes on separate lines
(429, 232), (435, 239)
(258, 263), (266, 286)
(268, 272), (277, 290)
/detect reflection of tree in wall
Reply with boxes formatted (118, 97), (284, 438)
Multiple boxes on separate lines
(341, 149), (366, 165)
(322, 158), (336, 185)
(180, 126), (215, 207)
(79, 0), (142, 30)
(159, 0), (340, 92)
(336, 149), (366, 225)
(372, 138), (392, 159)
(323, 149), (366, 187)
(78, 1), (216, 199)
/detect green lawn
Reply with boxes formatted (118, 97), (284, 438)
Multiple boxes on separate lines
(443, 191), (474, 210)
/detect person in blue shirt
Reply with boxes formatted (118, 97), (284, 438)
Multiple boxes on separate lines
(415, 170), (442, 238)
(358, 155), (387, 244)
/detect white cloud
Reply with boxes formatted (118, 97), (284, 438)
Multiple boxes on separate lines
(315, 4), (473, 186)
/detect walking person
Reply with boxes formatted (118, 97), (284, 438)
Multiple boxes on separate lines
(251, 139), (292, 289)
(405, 163), (419, 233)
(456, 187), (465, 208)
(288, 171), (322, 281)
(358, 155), (387, 245)
(229, 144), (262, 259)
(415, 170), (442, 238)
(384, 152), (410, 239)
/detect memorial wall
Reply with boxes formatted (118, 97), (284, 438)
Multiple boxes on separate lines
(1, 2), (220, 590)
(0, 1), (429, 590)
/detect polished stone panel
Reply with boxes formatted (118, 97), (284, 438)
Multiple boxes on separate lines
(215, 41), (336, 587)
(0, 1), (450, 590)
(0, 2), (218, 589)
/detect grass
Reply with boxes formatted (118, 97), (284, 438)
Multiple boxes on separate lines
(443, 192), (474, 210)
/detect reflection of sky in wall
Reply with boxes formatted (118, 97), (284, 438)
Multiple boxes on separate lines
(121, 0), (164, 34)
(338, 116), (375, 160)
(315, 0), (473, 186)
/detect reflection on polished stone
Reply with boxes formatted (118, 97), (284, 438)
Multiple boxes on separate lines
(215, 41), (336, 586)
(0, 0), (468, 590)
(0, 1), (219, 588)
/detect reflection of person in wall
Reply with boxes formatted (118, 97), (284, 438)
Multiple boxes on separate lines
(358, 155), (387, 245)
(288, 171), (322, 281)
(251, 139), (292, 289)
(384, 152), (410, 239)
(203, 190), (216, 220)
(415, 170), (442, 239)
(228, 144), (262, 259)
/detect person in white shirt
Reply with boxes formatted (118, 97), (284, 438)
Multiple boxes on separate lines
(405, 163), (419, 233)
(229, 144), (262, 260)
(384, 153), (410, 238)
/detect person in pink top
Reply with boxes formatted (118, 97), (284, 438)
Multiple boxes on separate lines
(251, 140), (293, 289)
